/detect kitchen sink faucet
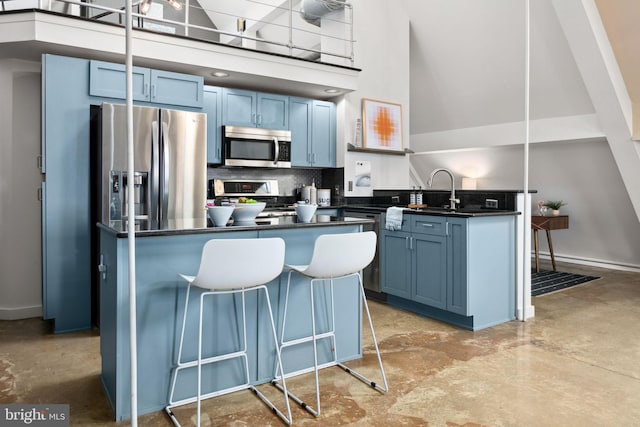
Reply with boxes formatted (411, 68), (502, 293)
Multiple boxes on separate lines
(427, 168), (460, 210)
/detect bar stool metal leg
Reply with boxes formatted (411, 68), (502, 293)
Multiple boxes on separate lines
(274, 270), (388, 418)
(165, 237), (292, 426)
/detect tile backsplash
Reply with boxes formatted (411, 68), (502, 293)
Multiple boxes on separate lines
(208, 167), (343, 199)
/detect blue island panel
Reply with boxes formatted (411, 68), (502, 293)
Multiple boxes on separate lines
(100, 224), (363, 420)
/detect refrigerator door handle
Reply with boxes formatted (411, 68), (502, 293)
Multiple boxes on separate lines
(161, 120), (170, 227)
(150, 119), (161, 229)
(273, 137), (279, 166)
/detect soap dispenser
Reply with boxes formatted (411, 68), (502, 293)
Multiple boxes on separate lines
(410, 186), (417, 205)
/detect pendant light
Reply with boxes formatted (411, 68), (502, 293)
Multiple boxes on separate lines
(140, 0), (182, 15)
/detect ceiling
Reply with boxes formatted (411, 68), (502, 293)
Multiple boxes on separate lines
(594, 0), (640, 104)
(400, 0), (639, 138)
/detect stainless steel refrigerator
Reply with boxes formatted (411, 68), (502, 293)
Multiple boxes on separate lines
(92, 102), (207, 231)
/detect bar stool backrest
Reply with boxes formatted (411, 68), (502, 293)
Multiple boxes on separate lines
(302, 231), (377, 279)
(192, 238), (285, 290)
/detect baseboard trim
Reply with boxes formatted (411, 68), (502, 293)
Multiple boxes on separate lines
(532, 251), (640, 273)
(0, 305), (42, 320)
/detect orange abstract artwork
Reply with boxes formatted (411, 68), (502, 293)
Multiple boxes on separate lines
(362, 99), (403, 151)
(372, 107), (396, 146)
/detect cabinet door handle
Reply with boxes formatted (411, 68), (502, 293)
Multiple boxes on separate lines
(446, 222), (449, 235)
(406, 236), (413, 250)
(422, 223), (434, 227)
(144, 83), (149, 97)
(257, 114), (262, 125)
(252, 113), (256, 125)
(151, 84), (157, 99)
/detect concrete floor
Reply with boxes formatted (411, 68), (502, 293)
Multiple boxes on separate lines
(1, 261), (639, 426)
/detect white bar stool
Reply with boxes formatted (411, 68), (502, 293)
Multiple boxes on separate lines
(165, 238), (292, 426)
(274, 231), (388, 417)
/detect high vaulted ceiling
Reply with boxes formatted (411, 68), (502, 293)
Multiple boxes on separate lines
(595, 0), (640, 105)
(400, 0), (639, 139)
(594, 0), (640, 139)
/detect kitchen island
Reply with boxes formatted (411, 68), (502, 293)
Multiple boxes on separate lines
(98, 215), (373, 420)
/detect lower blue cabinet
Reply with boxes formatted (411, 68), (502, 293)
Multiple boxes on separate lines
(381, 213), (515, 331)
(413, 233), (447, 308)
(380, 231), (412, 299)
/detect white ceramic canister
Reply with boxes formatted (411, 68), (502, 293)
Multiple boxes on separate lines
(301, 186), (311, 203)
(317, 189), (331, 207)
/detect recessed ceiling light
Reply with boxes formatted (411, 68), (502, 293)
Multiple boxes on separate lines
(211, 71), (229, 78)
(324, 88), (340, 93)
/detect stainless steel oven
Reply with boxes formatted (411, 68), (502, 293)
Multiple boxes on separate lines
(222, 126), (291, 168)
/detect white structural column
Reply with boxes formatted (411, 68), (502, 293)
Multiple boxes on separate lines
(552, 0), (640, 223)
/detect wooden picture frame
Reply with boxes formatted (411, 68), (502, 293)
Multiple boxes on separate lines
(361, 98), (403, 152)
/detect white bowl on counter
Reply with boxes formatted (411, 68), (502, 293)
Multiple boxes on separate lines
(295, 203), (317, 223)
(207, 205), (234, 227)
(231, 202), (266, 224)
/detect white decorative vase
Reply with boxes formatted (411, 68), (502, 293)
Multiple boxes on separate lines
(552, 209), (560, 216)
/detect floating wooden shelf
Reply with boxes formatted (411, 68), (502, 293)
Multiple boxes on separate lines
(346, 143), (414, 155)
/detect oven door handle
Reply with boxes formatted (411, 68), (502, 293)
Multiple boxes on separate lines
(273, 137), (279, 165)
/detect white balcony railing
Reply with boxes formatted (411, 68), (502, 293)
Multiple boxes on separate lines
(1, 0), (355, 66)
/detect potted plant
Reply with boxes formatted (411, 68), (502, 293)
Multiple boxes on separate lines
(543, 200), (566, 216)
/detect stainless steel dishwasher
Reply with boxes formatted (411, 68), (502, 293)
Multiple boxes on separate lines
(344, 210), (386, 301)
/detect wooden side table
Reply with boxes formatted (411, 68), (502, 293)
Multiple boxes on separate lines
(531, 215), (569, 272)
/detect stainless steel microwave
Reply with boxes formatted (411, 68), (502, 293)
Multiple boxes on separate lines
(222, 125), (291, 168)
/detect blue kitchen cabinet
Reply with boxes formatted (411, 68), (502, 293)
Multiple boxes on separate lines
(203, 85), (222, 164)
(411, 215), (448, 309)
(42, 54), (94, 332)
(289, 97), (312, 166)
(380, 212), (412, 298)
(381, 213), (516, 330)
(42, 54), (204, 333)
(288, 97), (336, 167)
(89, 60), (204, 108)
(447, 217), (469, 315)
(412, 233), (447, 309)
(150, 69), (203, 108)
(380, 230), (412, 299)
(310, 100), (336, 167)
(222, 88), (288, 129)
(89, 61), (150, 101)
(381, 214), (447, 306)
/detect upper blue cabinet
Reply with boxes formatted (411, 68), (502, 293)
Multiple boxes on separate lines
(289, 97), (336, 167)
(203, 86), (223, 164)
(89, 60), (204, 108)
(222, 88), (288, 129)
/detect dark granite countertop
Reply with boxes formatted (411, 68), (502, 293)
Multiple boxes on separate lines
(340, 205), (520, 217)
(98, 215), (373, 238)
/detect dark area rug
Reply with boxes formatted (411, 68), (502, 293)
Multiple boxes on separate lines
(531, 270), (600, 296)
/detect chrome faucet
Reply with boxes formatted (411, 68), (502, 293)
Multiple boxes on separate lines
(427, 168), (460, 210)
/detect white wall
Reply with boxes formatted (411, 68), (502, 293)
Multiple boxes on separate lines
(410, 139), (640, 269)
(404, 0), (640, 270)
(337, 0), (411, 196)
(0, 59), (43, 319)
